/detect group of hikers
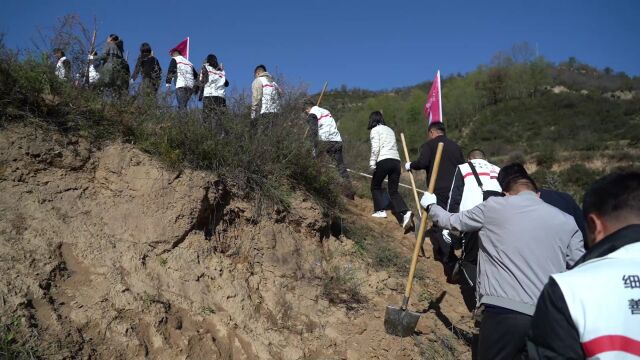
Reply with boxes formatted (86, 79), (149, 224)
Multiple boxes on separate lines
(51, 34), (639, 360)
(371, 119), (639, 359)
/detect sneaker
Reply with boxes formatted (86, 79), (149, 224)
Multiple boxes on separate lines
(371, 211), (387, 218)
(402, 211), (414, 229)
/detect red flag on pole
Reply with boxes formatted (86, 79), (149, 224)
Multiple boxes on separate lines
(424, 70), (443, 125)
(169, 37), (189, 60)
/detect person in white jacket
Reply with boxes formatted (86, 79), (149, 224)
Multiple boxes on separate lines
(368, 111), (412, 229)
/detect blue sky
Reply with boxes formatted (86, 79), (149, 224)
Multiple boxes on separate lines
(1, 0), (639, 94)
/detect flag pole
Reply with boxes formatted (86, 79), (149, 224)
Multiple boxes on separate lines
(187, 37), (190, 60)
(437, 70), (443, 122)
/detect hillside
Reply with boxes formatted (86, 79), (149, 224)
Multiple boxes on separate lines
(321, 51), (640, 200)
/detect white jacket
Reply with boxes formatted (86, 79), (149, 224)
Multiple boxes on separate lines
(309, 106), (341, 142)
(369, 125), (400, 167)
(447, 159), (501, 212)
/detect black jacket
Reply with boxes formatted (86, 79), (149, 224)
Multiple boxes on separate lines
(540, 189), (587, 247)
(410, 135), (464, 207)
(132, 54), (162, 83)
(527, 224), (640, 359)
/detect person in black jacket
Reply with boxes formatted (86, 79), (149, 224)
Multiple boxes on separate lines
(406, 122), (465, 263)
(131, 42), (162, 97)
(528, 171), (640, 359)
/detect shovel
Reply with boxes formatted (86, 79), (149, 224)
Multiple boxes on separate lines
(384, 142), (444, 337)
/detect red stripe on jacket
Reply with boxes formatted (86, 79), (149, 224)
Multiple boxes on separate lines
(582, 335), (640, 358)
(462, 172), (498, 179)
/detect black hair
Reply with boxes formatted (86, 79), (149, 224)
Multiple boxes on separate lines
(497, 163), (538, 192)
(109, 34), (119, 42)
(206, 54), (219, 69)
(428, 121), (446, 135)
(583, 171), (640, 220)
(468, 148), (486, 160)
(140, 42), (152, 55)
(254, 64), (267, 73)
(303, 98), (316, 109)
(53, 48), (64, 56)
(367, 111), (385, 130)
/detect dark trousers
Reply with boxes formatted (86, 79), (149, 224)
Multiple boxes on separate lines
(371, 158), (409, 223)
(478, 307), (531, 360)
(203, 96), (226, 133)
(139, 78), (159, 98)
(322, 141), (350, 181)
(176, 87), (193, 110)
(251, 112), (277, 131)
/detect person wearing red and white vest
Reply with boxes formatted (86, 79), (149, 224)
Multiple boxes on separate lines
(528, 171), (640, 360)
(53, 48), (71, 81)
(251, 64), (280, 122)
(166, 49), (198, 110)
(198, 54), (229, 131)
(304, 99), (353, 195)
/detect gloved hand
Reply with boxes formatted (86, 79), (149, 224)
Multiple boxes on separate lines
(311, 147), (317, 159)
(165, 83), (171, 89)
(404, 162), (412, 171)
(420, 192), (437, 210)
(369, 165), (376, 174)
(129, 78), (134, 85)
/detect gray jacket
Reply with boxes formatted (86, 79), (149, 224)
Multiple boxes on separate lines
(429, 191), (585, 315)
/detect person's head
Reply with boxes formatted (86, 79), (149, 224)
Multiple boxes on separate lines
(497, 163), (538, 195)
(427, 122), (446, 140)
(582, 171), (640, 247)
(53, 48), (64, 59)
(171, 49), (181, 57)
(468, 148), (486, 161)
(303, 98), (316, 113)
(108, 34), (119, 43)
(140, 42), (152, 56)
(206, 54), (219, 69)
(367, 111), (385, 130)
(254, 64), (267, 77)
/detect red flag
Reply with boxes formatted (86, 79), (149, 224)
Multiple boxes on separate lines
(424, 70), (443, 125)
(169, 37), (189, 59)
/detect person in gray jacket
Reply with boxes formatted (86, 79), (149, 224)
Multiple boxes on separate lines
(420, 163), (585, 360)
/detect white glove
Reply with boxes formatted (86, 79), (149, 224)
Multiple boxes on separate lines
(369, 165), (376, 174)
(420, 192), (437, 209)
(165, 83), (171, 88)
(129, 79), (134, 85)
(405, 162), (412, 171)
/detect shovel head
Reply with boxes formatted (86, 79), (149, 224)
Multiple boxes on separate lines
(384, 305), (421, 337)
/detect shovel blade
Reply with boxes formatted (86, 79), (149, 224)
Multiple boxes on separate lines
(384, 305), (421, 337)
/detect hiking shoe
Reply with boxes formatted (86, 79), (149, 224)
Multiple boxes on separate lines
(371, 211), (387, 218)
(402, 211), (413, 229)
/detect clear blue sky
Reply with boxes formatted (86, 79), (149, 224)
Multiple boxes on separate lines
(1, 0), (638, 94)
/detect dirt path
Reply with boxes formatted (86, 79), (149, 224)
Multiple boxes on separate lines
(334, 196), (475, 359)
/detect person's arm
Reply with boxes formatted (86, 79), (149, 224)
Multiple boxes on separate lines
(429, 201), (486, 232)
(198, 65), (208, 100)
(152, 57), (162, 82)
(131, 57), (141, 81)
(224, 79), (229, 87)
(447, 167), (464, 213)
(251, 78), (262, 118)
(527, 278), (584, 360)
(63, 59), (72, 80)
(165, 58), (177, 85)
(307, 113), (319, 150)
(369, 128), (380, 169)
(566, 227), (585, 268)
(410, 143), (432, 171)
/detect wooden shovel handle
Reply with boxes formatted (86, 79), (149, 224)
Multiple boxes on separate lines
(400, 133), (422, 217)
(403, 142), (444, 305)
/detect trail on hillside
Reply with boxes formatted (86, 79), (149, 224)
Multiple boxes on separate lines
(0, 123), (473, 359)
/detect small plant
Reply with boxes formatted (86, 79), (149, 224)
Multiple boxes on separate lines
(201, 306), (216, 316)
(0, 317), (38, 360)
(158, 257), (167, 267)
(322, 265), (366, 310)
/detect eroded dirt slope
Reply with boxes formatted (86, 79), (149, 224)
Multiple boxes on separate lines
(0, 123), (473, 359)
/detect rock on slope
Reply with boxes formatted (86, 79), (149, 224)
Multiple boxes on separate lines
(0, 123), (471, 359)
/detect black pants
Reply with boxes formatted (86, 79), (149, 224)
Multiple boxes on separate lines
(321, 141), (350, 181)
(371, 158), (409, 223)
(203, 96), (226, 133)
(478, 307), (531, 360)
(176, 87), (193, 110)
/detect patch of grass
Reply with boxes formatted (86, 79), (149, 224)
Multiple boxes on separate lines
(322, 265), (366, 310)
(201, 306), (216, 316)
(0, 317), (38, 360)
(158, 257), (167, 268)
(415, 333), (460, 360)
